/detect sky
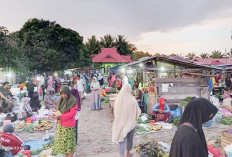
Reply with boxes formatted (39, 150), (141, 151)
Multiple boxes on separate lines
(1, 0), (232, 56)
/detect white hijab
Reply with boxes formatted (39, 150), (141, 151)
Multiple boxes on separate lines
(112, 84), (141, 143)
(98, 73), (103, 80)
(91, 77), (100, 90)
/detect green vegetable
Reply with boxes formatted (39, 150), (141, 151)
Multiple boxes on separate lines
(173, 118), (181, 126)
(135, 125), (149, 134)
(220, 117), (232, 125)
(23, 123), (35, 132)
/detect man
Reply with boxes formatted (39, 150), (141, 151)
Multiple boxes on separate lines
(0, 82), (14, 113)
(26, 78), (37, 99)
(74, 75), (85, 104)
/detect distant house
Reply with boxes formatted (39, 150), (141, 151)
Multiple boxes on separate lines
(92, 48), (132, 74)
(191, 58), (232, 66)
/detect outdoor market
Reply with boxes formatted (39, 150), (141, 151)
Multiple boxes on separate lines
(1, 2), (232, 156)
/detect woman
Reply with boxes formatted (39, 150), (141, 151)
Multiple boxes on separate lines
(30, 93), (42, 112)
(90, 77), (101, 110)
(169, 98), (218, 157)
(53, 86), (78, 157)
(112, 84), (141, 157)
(44, 90), (56, 109)
(152, 97), (170, 122)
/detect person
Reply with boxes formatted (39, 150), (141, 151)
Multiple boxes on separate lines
(112, 84), (141, 157)
(54, 76), (61, 93)
(115, 79), (122, 90)
(128, 75), (135, 90)
(44, 90), (56, 109)
(26, 78), (37, 99)
(90, 77), (101, 110)
(70, 88), (81, 145)
(0, 123), (23, 155)
(29, 93), (42, 112)
(47, 75), (54, 94)
(121, 75), (129, 86)
(74, 75), (85, 104)
(141, 88), (149, 113)
(225, 75), (232, 89)
(0, 82), (14, 113)
(53, 85), (77, 157)
(134, 84), (142, 101)
(21, 97), (33, 117)
(152, 97), (170, 122)
(169, 98), (218, 157)
(98, 73), (104, 86)
(82, 73), (90, 93)
(100, 86), (109, 100)
(110, 73), (117, 87)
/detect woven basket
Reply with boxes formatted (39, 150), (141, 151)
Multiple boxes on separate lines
(221, 105), (232, 113)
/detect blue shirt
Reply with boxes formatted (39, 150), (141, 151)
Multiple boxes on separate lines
(152, 103), (170, 113)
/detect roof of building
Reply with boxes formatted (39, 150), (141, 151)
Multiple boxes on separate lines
(191, 58), (232, 65)
(92, 48), (132, 63)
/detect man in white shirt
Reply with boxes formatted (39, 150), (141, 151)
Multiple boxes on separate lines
(74, 75), (85, 104)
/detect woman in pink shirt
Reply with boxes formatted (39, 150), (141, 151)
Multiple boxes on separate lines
(53, 85), (78, 157)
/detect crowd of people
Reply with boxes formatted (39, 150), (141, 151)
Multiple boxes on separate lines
(0, 71), (221, 157)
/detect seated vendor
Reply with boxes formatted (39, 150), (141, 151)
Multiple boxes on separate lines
(100, 86), (109, 100)
(44, 90), (56, 109)
(0, 123), (30, 155)
(152, 97), (170, 122)
(0, 82), (14, 113)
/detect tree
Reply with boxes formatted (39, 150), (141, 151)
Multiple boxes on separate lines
(227, 48), (232, 57)
(200, 53), (209, 59)
(85, 35), (100, 55)
(15, 18), (83, 72)
(99, 34), (115, 48)
(169, 53), (182, 57)
(114, 35), (136, 55)
(210, 50), (224, 58)
(131, 51), (152, 61)
(185, 52), (197, 60)
(0, 26), (27, 74)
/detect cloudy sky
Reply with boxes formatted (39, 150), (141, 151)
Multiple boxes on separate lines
(1, 0), (232, 56)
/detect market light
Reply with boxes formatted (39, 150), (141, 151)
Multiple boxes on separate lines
(54, 72), (58, 77)
(7, 72), (13, 78)
(128, 69), (133, 74)
(139, 63), (143, 67)
(160, 67), (166, 72)
(121, 68), (126, 73)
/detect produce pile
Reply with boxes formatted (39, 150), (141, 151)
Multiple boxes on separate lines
(220, 117), (232, 125)
(34, 120), (53, 131)
(135, 141), (169, 157)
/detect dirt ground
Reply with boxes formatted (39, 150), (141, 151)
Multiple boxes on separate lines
(16, 95), (230, 157)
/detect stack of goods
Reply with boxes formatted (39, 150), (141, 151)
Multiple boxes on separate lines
(221, 128), (232, 149)
(34, 120), (53, 131)
(221, 105), (232, 113)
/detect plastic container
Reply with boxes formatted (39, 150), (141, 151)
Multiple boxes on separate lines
(202, 119), (213, 127)
(224, 144), (232, 157)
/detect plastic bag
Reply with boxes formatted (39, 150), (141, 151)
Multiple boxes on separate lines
(170, 107), (182, 119)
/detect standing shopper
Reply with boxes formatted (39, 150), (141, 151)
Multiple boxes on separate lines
(169, 98), (218, 157)
(112, 84), (141, 157)
(53, 86), (77, 157)
(90, 77), (101, 110)
(74, 75), (85, 104)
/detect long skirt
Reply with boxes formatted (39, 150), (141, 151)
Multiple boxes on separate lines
(90, 90), (101, 110)
(53, 121), (76, 154)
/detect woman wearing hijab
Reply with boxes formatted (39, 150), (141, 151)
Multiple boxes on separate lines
(90, 77), (101, 110)
(152, 97), (170, 122)
(98, 73), (104, 86)
(169, 98), (218, 157)
(112, 84), (141, 157)
(70, 88), (81, 145)
(53, 86), (78, 157)
(44, 90), (56, 109)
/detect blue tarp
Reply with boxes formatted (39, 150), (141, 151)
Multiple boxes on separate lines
(23, 140), (50, 151)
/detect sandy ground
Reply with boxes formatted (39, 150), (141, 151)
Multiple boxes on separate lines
(16, 95), (230, 157)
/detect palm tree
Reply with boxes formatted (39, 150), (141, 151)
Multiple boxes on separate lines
(200, 53), (209, 59)
(169, 53), (182, 57)
(185, 52), (197, 60)
(227, 48), (232, 57)
(99, 34), (115, 48)
(210, 50), (224, 58)
(114, 35), (137, 55)
(85, 35), (100, 55)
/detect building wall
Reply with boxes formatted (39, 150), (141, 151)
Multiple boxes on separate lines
(156, 78), (209, 105)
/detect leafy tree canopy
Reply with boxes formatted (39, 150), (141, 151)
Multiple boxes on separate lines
(16, 18), (83, 72)
(131, 51), (152, 61)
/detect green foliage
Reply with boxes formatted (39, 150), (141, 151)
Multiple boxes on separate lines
(131, 51), (152, 61)
(210, 50), (224, 58)
(85, 35), (101, 55)
(200, 53), (209, 59)
(15, 18), (83, 72)
(220, 117), (232, 125)
(185, 52), (197, 60)
(173, 118), (181, 126)
(180, 97), (192, 108)
(100, 34), (115, 48)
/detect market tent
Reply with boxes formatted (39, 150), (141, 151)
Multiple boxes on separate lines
(108, 65), (122, 73)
